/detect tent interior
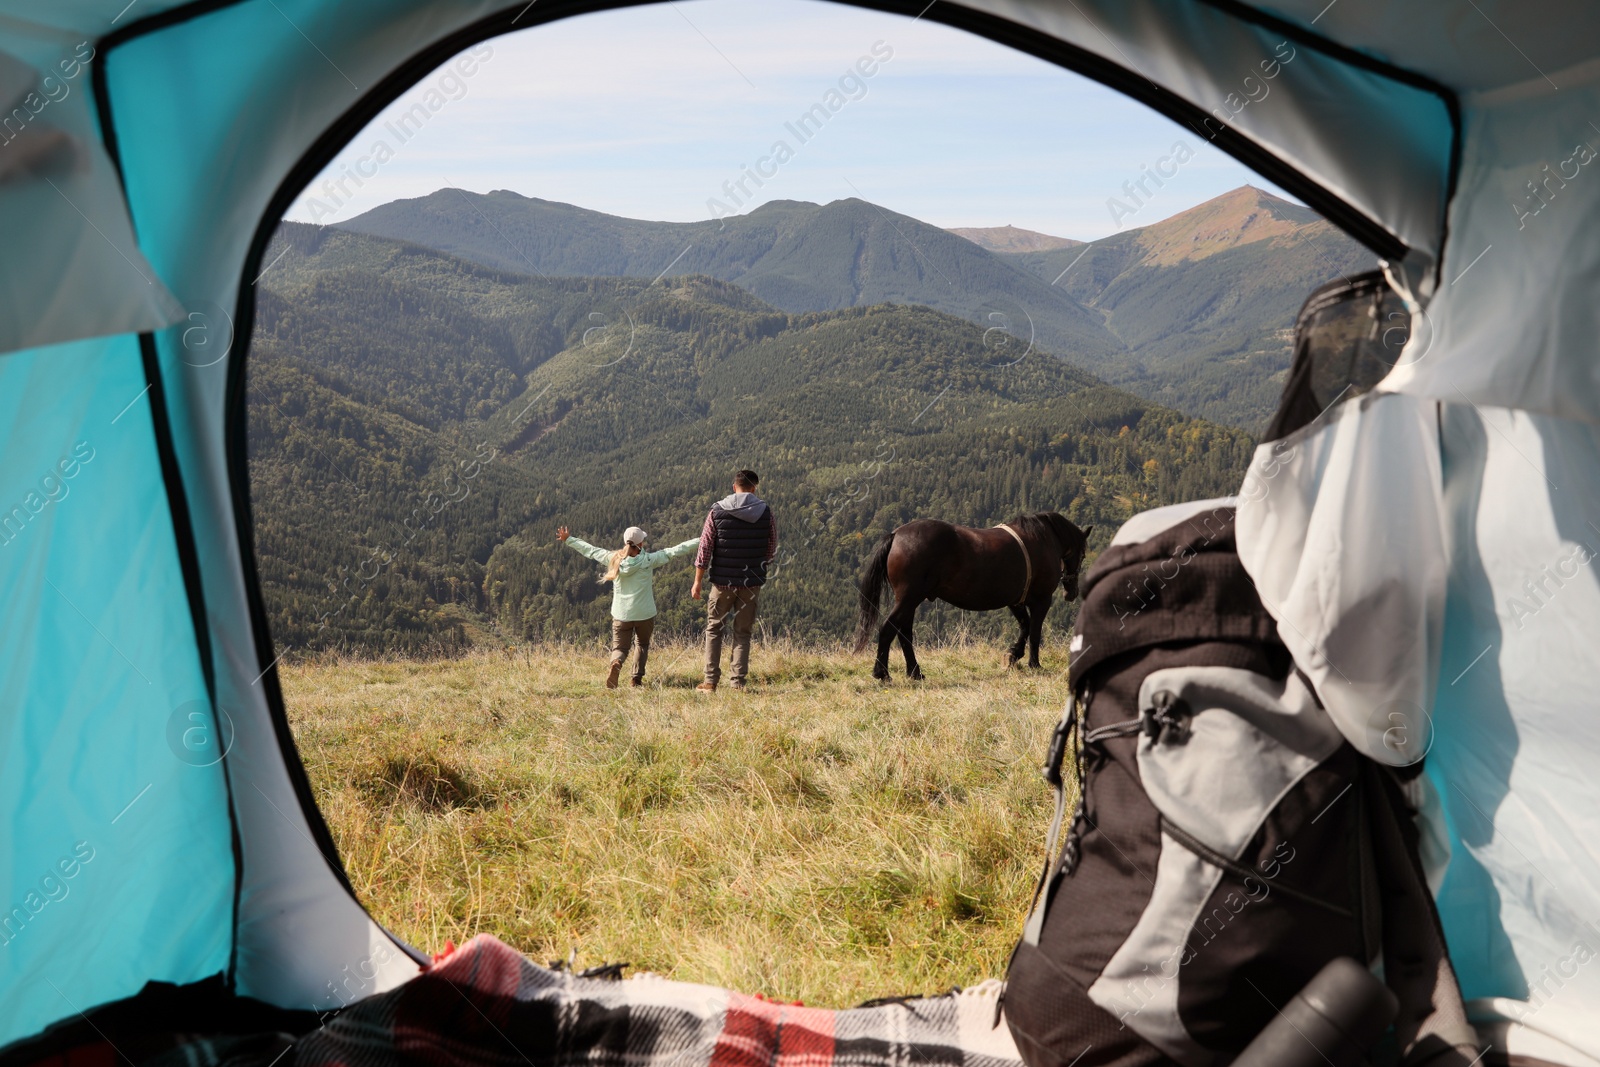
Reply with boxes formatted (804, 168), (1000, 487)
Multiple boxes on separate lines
(2, 0), (1599, 1062)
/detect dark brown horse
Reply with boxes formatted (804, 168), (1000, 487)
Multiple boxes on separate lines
(853, 512), (1091, 680)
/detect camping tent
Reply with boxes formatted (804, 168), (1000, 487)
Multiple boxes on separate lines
(2, 0), (1597, 1059)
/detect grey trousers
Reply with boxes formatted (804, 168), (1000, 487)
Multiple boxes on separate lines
(704, 585), (759, 684)
(610, 617), (655, 681)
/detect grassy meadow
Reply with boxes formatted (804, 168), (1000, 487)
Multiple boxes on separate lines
(282, 638), (1077, 1005)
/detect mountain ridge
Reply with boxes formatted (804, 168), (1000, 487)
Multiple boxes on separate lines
(337, 190), (1125, 370)
(1117, 185), (1322, 266)
(947, 225), (1081, 253)
(333, 185), (1374, 430)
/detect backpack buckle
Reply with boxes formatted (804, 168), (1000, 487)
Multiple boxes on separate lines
(1042, 702), (1077, 787)
(1143, 690), (1192, 745)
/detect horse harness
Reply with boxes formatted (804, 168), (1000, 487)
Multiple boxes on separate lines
(995, 523), (1032, 606)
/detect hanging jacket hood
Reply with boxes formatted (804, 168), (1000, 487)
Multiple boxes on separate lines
(715, 492), (768, 522)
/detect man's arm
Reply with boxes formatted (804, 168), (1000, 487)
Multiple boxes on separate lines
(692, 512), (716, 569)
(766, 511), (778, 562)
(691, 511), (715, 600)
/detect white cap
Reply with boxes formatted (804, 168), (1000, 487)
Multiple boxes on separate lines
(624, 526), (649, 545)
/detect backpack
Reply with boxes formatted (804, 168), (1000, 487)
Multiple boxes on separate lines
(1000, 500), (1477, 1067)
(1000, 268), (1481, 1067)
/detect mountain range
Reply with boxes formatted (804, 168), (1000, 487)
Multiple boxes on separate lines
(336, 185), (1374, 430)
(248, 223), (1254, 654)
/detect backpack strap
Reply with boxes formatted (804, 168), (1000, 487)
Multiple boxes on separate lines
(1020, 696), (1078, 946)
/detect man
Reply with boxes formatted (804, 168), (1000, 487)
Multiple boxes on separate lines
(692, 469), (777, 692)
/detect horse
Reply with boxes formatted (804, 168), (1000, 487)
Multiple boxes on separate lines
(853, 512), (1092, 681)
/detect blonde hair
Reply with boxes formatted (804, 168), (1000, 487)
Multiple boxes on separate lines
(602, 547), (629, 583)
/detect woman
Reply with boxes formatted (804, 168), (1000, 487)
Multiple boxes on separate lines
(558, 524), (699, 688)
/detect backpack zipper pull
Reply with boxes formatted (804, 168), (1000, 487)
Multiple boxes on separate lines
(1143, 690), (1192, 745)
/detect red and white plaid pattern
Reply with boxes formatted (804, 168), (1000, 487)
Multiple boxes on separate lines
(297, 936), (1022, 1067)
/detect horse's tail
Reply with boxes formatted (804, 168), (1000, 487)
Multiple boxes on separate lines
(853, 532), (896, 653)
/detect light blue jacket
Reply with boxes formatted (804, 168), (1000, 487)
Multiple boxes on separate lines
(565, 536), (699, 621)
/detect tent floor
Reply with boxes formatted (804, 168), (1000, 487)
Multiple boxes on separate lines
(0, 977), (326, 1067)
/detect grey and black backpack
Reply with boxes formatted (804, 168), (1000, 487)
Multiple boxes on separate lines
(1002, 273), (1480, 1067)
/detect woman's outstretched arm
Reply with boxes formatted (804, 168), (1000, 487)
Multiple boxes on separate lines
(638, 538), (701, 569)
(558, 527), (612, 564)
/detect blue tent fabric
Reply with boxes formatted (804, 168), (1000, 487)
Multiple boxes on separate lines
(0, 334), (234, 1039)
(3, 0), (1599, 1060)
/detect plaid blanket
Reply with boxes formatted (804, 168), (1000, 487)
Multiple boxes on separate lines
(296, 936), (1023, 1067)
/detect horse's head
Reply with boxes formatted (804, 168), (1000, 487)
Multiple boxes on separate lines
(1043, 513), (1092, 599)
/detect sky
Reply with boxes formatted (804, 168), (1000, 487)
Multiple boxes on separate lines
(283, 0), (1291, 241)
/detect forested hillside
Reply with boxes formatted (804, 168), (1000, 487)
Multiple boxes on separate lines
(248, 224), (1255, 655)
(1001, 187), (1374, 427)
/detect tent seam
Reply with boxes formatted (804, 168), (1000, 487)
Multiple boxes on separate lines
(1189, 0), (1463, 288)
(137, 335), (247, 989)
(92, 7), (277, 989)
(836, 0), (1410, 260)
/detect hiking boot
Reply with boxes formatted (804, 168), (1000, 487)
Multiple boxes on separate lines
(695, 682), (716, 693)
(606, 662), (622, 689)
(630, 677), (644, 688)
(728, 680), (747, 692)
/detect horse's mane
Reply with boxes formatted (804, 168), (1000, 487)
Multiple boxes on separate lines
(1006, 511), (1081, 550)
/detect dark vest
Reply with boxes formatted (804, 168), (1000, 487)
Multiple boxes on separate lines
(708, 505), (771, 588)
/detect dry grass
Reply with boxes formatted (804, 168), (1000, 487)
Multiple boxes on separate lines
(283, 637), (1074, 1006)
